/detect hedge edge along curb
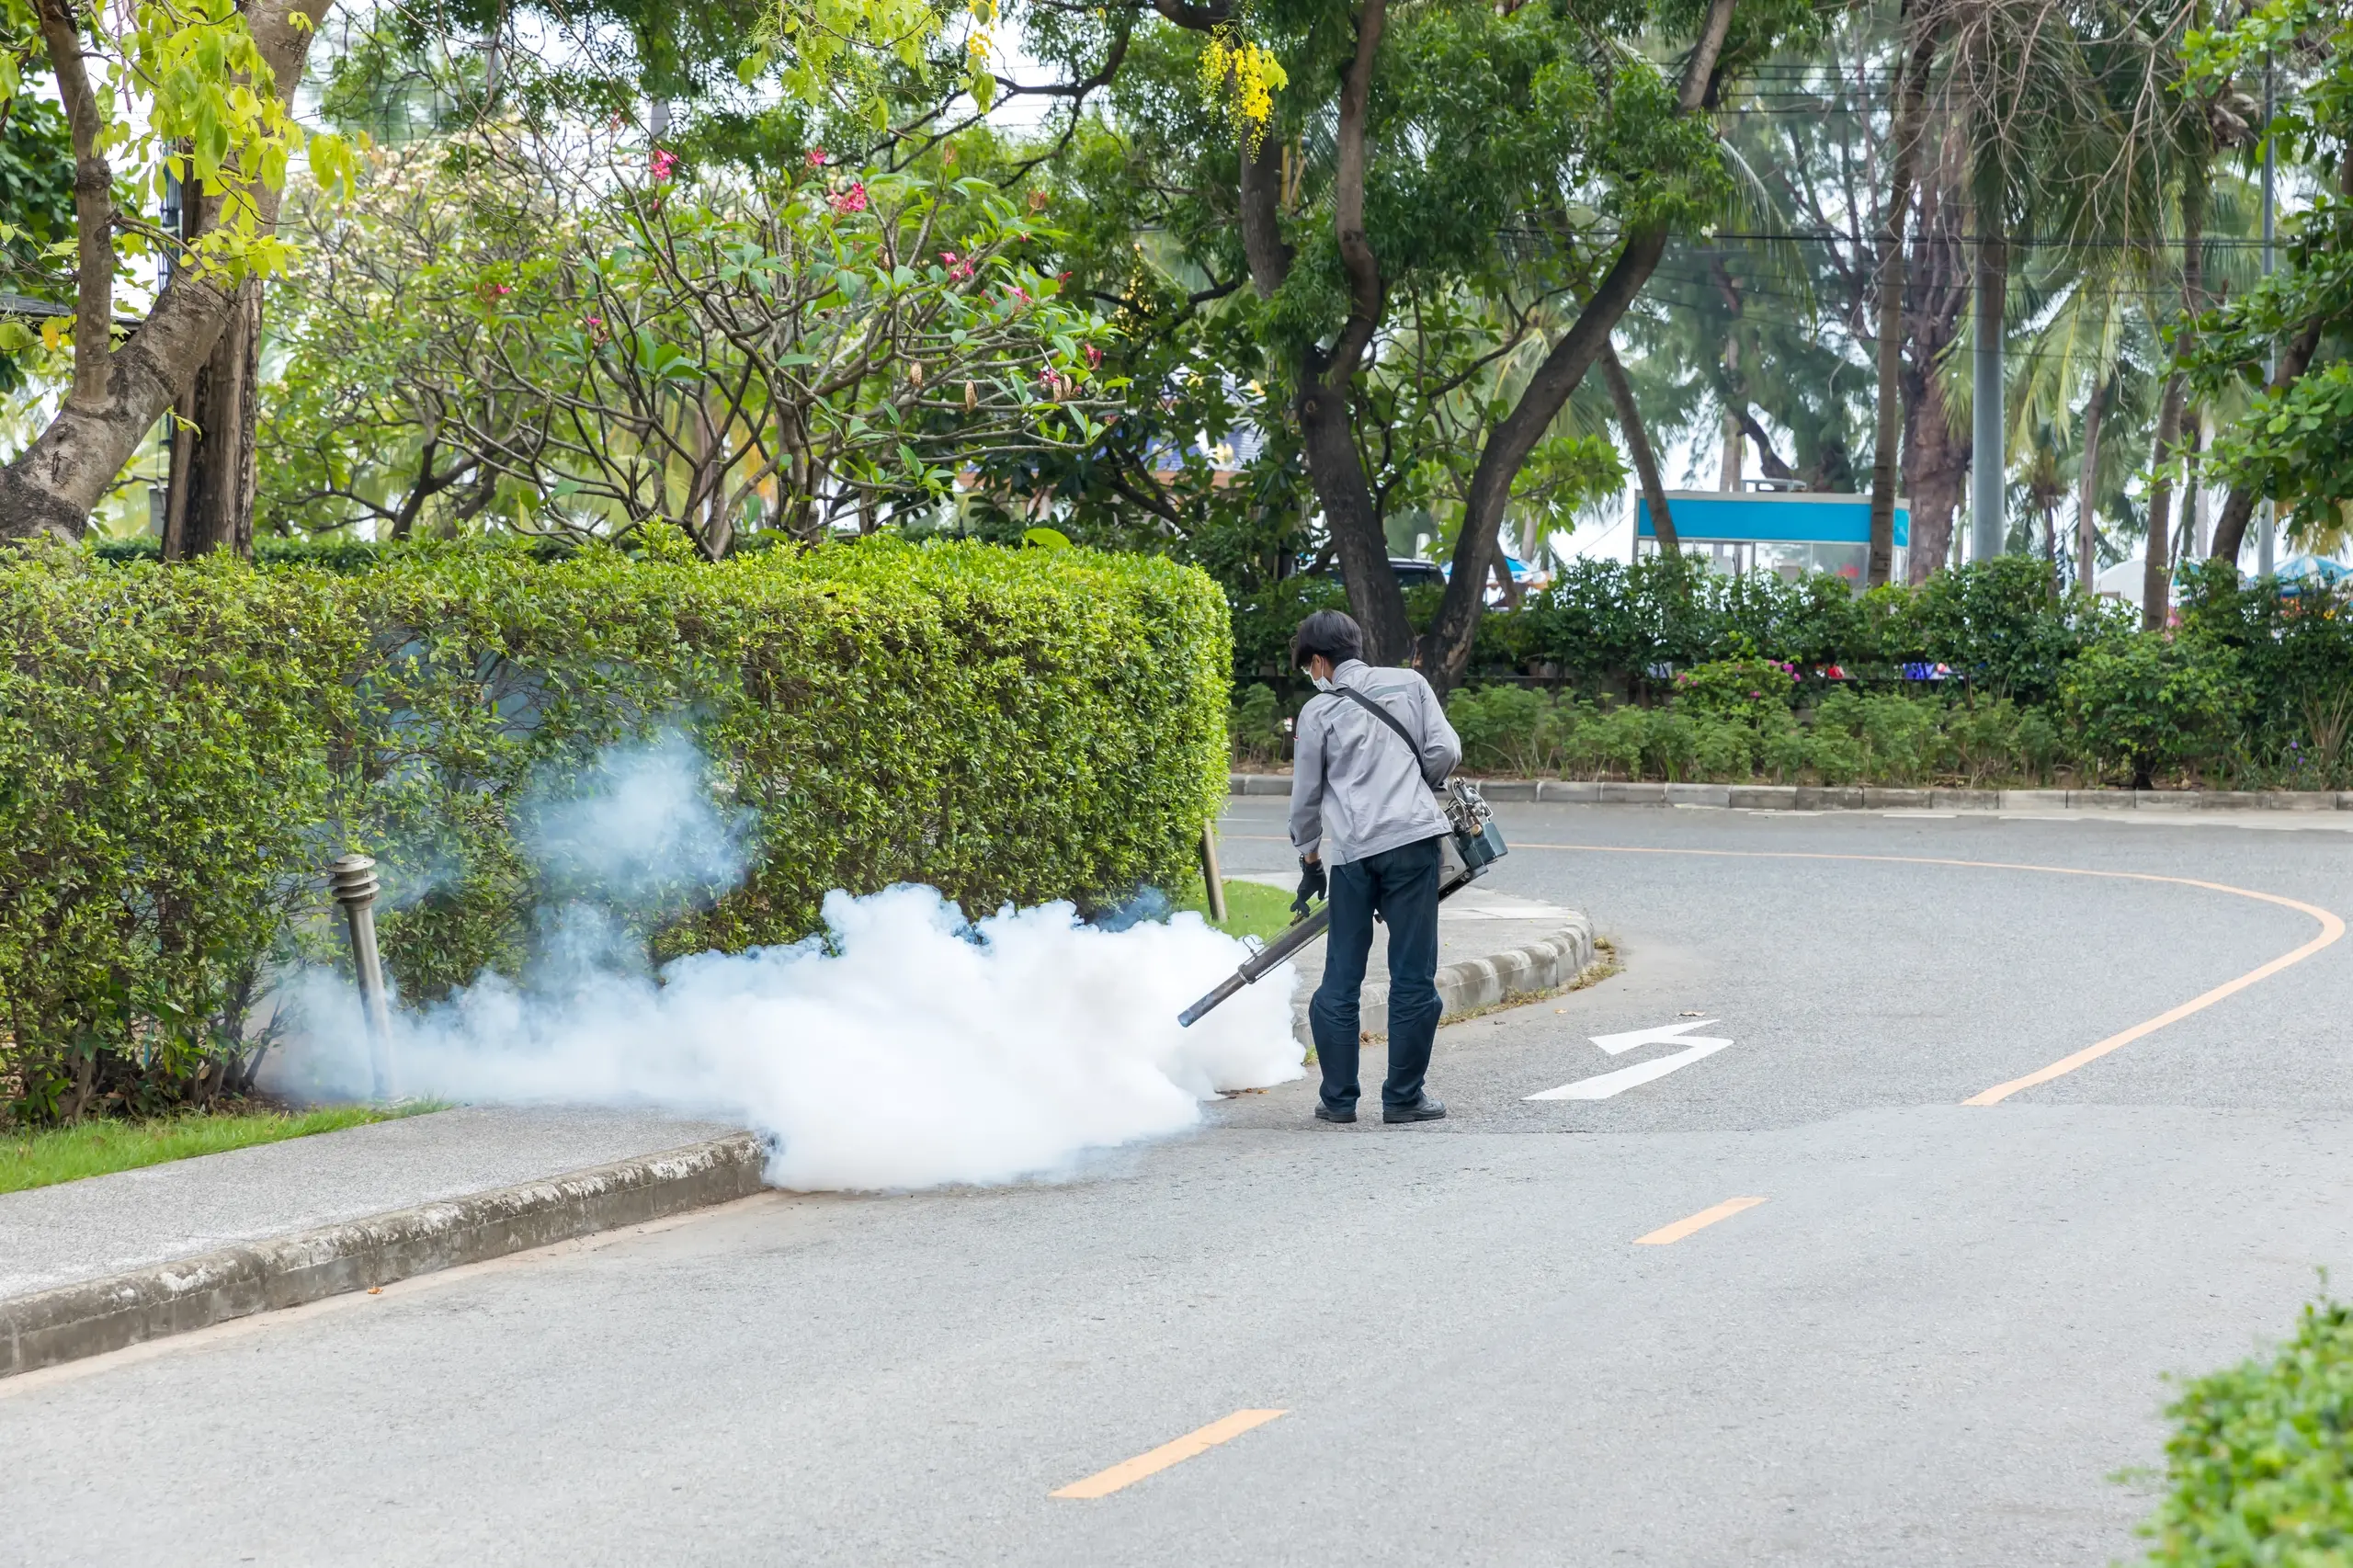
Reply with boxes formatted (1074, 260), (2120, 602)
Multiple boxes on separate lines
(1307, 915), (1598, 1044)
(1233, 776), (2353, 812)
(0, 1132), (768, 1379)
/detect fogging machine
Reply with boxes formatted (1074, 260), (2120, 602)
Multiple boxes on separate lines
(1178, 778), (1506, 1028)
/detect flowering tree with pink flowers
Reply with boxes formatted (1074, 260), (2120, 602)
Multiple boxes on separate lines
(259, 131), (1110, 555)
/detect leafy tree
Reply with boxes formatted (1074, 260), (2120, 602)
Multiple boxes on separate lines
(261, 131), (1109, 552)
(0, 0), (357, 547)
(2189, 0), (2353, 562)
(1003, 0), (1810, 686)
(0, 79), (74, 394)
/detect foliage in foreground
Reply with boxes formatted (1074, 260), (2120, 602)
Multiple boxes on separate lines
(2143, 1293), (2353, 1565)
(0, 538), (1231, 1126)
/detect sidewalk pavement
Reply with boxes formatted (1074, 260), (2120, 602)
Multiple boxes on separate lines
(0, 1106), (739, 1302)
(1230, 877), (1597, 1040)
(0, 1107), (745, 1356)
(0, 904), (1593, 1374)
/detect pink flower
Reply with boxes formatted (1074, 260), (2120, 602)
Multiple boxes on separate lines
(650, 147), (678, 181)
(1084, 344), (1102, 369)
(806, 146), (827, 167)
(831, 181), (868, 215)
(1007, 283), (1030, 306)
(940, 251), (975, 281)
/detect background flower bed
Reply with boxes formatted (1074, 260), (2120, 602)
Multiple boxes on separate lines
(1229, 558), (2353, 792)
(0, 538), (1230, 1126)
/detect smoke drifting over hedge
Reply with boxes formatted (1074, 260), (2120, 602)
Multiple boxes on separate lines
(271, 735), (1301, 1189)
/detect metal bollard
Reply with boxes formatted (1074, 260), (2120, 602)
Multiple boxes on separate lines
(329, 853), (395, 1100)
(1198, 823), (1229, 926)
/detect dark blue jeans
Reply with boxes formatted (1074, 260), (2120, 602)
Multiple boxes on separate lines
(1310, 835), (1444, 1112)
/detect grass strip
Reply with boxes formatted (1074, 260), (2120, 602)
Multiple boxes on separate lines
(1194, 878), (1302, 946)
(0, 1105), (435, 1196)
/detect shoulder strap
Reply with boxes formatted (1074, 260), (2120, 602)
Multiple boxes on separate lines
(1325, 682), (1445, 785)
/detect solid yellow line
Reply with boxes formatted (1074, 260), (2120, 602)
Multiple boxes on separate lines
(1635, 1195), (1768, 1244)
(1961, 916), (2347, 1102)
(1227, 834), (2345, 1096)
(1493, 842), (2347, 1105)
(1051, 1409), (1288, 1499)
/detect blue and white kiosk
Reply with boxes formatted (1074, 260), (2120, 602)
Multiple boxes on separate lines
(1634, 488), (1908, 587)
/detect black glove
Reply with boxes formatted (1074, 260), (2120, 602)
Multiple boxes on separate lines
(1292, 856), (1327, 918)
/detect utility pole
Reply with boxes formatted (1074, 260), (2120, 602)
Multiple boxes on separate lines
(1971, 220), (2006, 563)
(2258, 51), (2278, 577)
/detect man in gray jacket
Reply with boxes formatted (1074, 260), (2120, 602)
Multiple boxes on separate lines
(1287, 609), (1462, 1124)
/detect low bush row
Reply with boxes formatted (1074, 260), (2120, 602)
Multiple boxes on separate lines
(0, 538), (1231, 1125)
(1229, 559), (2353, 790)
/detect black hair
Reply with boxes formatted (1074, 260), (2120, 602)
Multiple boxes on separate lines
(1290, 609), (1365, 669)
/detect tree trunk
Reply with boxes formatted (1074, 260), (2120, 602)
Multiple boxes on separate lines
(1902, 365), (1968, 583)
(1245, 0), (1409, 662)
(2184, 415), (2210, 566)
(1869, 26), (1939, 586)
(1600, 342), (1677, 555)
(1719, 336), (1741, 490)
(2075, 374), (2106, 591)
(2145, 165), (2205, 627)
(0, 0), (330, 541)
(1417, 0), (1736, 691)
(1970, 222), (2006, 562)
(2143, 374), (2186, 627)
(1299, 376), (1412, 661)
(2207, 322), (2319, 564)
(168, 278), (262, 559)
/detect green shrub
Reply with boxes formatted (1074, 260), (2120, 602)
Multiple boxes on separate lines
(1558, 700), (1647, 779)
(1939, 698), (2065, 787)
(1814, 690), (1938, 785)
(1688, 712), (1759, 780)
(1672, 655), (1802, 722)
(2180, 560), (2353, 789)
(0, 552), (363, 1123)
(1448, 685), (1562, 775)
(0, 539), (1231, 1125)
(2061, 632), (2249, 790)
(1230, 683), (1286, 765)
(2143, 1293), (2353, 1564)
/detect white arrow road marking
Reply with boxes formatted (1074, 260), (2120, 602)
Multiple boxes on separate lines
(1586, 1018), (1723, 1056)
(1526, 1018), (1732, 1101)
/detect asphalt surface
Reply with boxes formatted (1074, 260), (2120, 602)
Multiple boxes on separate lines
(6, 802), (2351, 1566)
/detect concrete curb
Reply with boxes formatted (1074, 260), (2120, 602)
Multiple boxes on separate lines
(0, 1132), (767, 1379)
(1308, 914), (1598, 1043)
(1233, 773), (2353, 813)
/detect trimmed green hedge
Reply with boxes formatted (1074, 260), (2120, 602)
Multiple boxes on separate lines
(0, 538), (1230, 1124)
(2144, 1294), (2353, 1564)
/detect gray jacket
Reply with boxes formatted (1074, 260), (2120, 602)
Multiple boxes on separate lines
(1288, 659), (1462, 866)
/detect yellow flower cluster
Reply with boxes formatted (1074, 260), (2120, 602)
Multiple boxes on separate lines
(1198, 26), (1288, 153)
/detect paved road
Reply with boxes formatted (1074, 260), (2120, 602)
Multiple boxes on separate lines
(6, 802), (2351, 1566)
